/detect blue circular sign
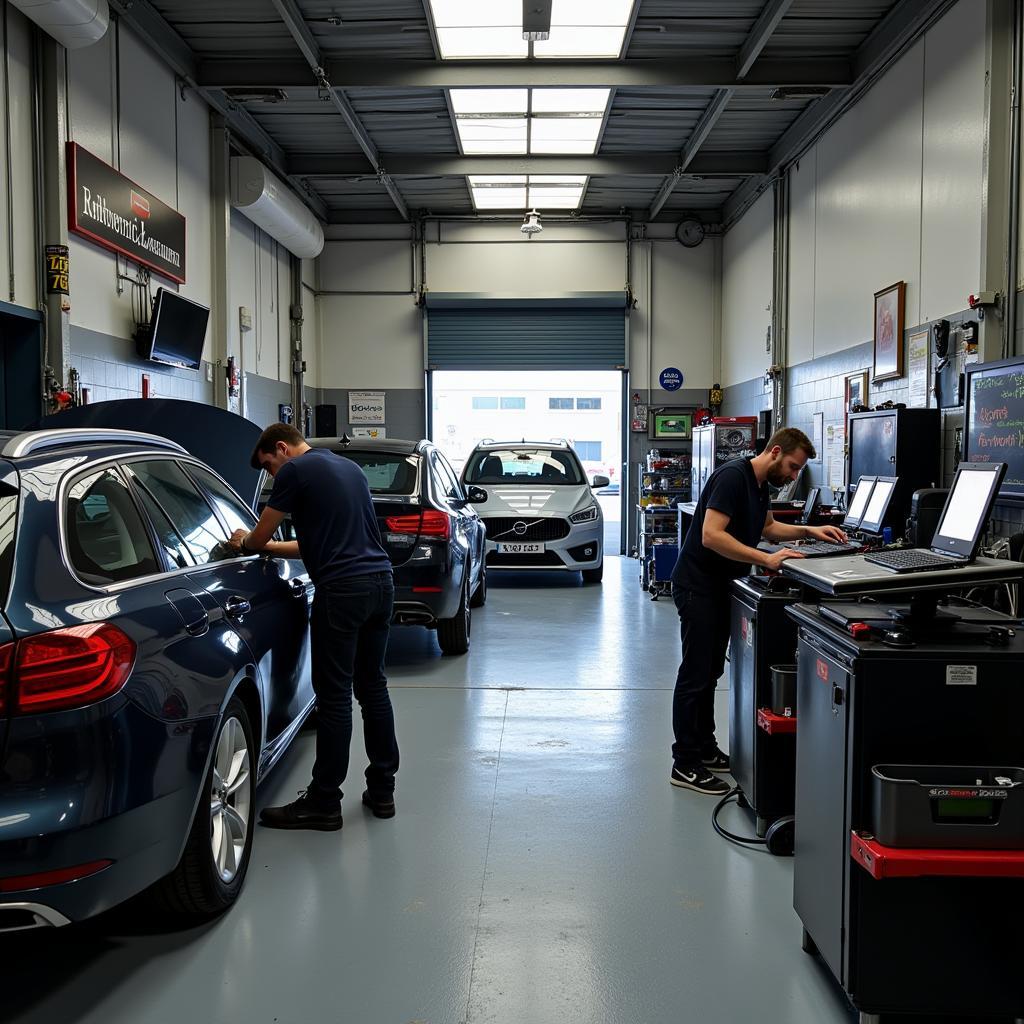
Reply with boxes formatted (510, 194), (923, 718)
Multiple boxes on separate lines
(659, 367), (684, 391)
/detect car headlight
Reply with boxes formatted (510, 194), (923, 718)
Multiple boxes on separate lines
(569, 504), (600, 524)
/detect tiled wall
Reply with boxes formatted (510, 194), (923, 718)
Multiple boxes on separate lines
(721, 307), (1024, 542)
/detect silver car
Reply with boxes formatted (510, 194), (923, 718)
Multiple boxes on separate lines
(461, 441), (607, 583)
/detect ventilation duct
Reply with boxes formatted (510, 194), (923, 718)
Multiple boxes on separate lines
(10, 0), (109, 49)
(230, 157), (325, 260)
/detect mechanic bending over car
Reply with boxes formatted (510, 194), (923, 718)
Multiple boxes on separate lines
(668, 427), (847, 796)
(228, 422), (400, 830)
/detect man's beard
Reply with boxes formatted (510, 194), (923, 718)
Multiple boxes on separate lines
(768, 469), (789, 487)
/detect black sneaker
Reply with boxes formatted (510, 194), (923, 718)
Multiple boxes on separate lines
(361, 790), (396, 819)
(670, 766), (731, 796)
(260, 790), (342, 831)
(701, 749), (731, 774)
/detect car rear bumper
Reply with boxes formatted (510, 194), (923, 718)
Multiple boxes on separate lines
(0, 699), (216, 925)
(392, 562), (464, 624)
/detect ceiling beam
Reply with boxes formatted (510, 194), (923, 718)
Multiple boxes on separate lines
(647, 88), (733, 221)
(736, 0), (796, 80)
(268, 0), (408, 221)
(287, 152), (766, 178)
(198, 57), (853, 91)
(107, 0), (327, 222)
(723, 0), (957, 225)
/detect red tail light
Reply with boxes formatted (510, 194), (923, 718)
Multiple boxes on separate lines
(10, 623), (136, 715)
(385, 509), (451, 540)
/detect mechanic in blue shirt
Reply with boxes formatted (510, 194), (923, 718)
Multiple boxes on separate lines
(230, 422), (399, 830)
(669, 427), (846, 796)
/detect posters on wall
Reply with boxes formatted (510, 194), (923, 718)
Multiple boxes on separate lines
(348, 391), (385, 425)
(907, 329), (930, 408)
(826, 424), (846, 490)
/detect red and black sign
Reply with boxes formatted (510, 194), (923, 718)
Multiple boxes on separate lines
(44, 244), (69, 294)
(67, 143), (186, 284)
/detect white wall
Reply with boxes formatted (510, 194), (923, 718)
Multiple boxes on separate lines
(0, 6), (38, 311)
(724, 0), (986, 379)
(721, 189), (773, 387)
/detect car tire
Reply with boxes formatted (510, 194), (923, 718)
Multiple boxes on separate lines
(469, 562), (487, 608)
(581, 561), (604, 584)
(437, 578), (471, 655)
(154, 696), (256, 917)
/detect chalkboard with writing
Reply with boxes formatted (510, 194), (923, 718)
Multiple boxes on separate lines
(965, 356), (1024, 500)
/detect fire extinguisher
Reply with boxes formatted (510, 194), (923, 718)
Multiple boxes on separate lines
(226, 355), (240, 399)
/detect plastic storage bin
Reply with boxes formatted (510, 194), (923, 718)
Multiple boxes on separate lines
(770, 664), (797, 715)
(871, 765), (1024, 849)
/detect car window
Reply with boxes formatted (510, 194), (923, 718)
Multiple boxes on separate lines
(335, 451), (419, 495)
(125, 460), (233, 565)
(463, 448), (584, 485)
(186, 463), (257, 533)
(134, 482), (196, 570)
(66, 468), (160, 584)
(431, 451), (462, 500)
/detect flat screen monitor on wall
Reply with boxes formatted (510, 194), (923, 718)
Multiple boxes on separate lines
(139, 288), (210, 370)
(964, 355), (1024, 502)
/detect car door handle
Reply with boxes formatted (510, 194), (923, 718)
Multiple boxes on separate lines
(225, 596), (251, 620)
(289, 578), (309, 599)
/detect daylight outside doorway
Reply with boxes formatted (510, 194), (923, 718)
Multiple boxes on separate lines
(430, 370), (623, 553)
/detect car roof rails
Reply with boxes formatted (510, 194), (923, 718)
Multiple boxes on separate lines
(2, 428), (188, 459)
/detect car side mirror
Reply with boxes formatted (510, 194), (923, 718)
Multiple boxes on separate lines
(467, 486), (488, 503)
(591, 475), (610, 489)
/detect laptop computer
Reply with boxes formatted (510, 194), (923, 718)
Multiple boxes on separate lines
(799, 486), (822, 525)
(843, 476), (877, 530)
(864, 462), (1007, 573)
(857, 476), (897, 536)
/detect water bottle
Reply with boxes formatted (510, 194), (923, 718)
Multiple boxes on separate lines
(882, 526), (893, 545)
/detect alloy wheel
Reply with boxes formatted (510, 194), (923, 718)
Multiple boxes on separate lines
(209, 716), (252, 883)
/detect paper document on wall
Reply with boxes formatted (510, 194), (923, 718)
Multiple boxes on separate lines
(349, 391), (385, 424)
(826, 425), (846, 490)
(908, 330), (929, 408)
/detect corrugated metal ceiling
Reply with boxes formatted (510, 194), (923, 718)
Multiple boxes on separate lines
(136, 0), (914, 222)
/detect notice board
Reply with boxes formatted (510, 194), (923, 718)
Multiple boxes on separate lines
(965, 356), (1024, 501)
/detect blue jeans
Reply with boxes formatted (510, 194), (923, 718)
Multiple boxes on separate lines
(308, 571), (399, 805)
(671, 584), (730, 770)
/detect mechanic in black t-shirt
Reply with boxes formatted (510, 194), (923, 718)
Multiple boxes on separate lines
(669, 427), (847, 795)
(229, 423), (399, 830)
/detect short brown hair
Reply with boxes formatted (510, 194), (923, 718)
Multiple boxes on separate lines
(251, 422), (304, 469)
(765, 426), (816, 461)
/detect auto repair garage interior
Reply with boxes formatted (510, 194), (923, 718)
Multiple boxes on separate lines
(4, 1), (1024, 1022)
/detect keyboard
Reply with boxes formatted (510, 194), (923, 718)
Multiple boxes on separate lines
(783, 541), (863, 557)
(864, 548), (968, 573)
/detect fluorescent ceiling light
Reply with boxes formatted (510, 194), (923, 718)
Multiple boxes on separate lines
(451, 89), (528, 114)
(531, 89), (610, 114)
(468, 174), (587, 211)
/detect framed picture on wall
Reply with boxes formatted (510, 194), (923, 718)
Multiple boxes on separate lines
(872, 281), (905, 382)
(844, 370), (869, 435)
(649, 409), (692, 440)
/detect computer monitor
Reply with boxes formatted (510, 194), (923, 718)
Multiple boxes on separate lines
(858, 476), (897, 535)
(844, 476), (876, 529)
(800, 486), (822, 525)
(928, 462), (1007, 559)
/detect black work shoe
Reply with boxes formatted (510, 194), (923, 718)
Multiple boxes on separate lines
(670, 765), (731, 796)
(361, 790), (396, 819)
(701, 749), (731, 773)
(260, 790), (342, 831)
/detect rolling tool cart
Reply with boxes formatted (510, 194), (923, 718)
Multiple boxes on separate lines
(784, 570), (1024, 1023)
(728, 575), (803, 838)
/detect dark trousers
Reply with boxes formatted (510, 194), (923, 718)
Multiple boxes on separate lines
(308, 571), (400, 805)
(671, 583), (731, 770)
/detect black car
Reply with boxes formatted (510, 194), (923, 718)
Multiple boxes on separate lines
(0, 427), (314, 930)
(303, 438), (487, 655)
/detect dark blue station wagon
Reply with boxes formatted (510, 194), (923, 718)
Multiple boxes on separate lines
(0, 428), (314, 929)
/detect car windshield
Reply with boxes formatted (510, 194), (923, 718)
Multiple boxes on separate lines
(464, 449), (584, 485)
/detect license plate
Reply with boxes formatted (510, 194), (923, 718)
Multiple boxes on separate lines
(497, 542), (544, 554)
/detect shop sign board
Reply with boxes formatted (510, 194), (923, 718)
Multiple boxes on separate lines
(67, 142), (186, 284)
(349, 391), (385, 425)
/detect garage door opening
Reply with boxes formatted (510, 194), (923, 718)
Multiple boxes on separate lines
(429, 370), (623, 554)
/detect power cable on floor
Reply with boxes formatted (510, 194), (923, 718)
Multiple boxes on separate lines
(711, 787), (768, 849)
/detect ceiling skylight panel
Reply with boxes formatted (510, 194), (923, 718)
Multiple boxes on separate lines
(529, 117), (602, 154)
(450, 89), (528, 115)
(457, 118), (527, 154)
(428, 1), (527, 59)
(533, 0), (635, 59)
(531, 89), (610, 114)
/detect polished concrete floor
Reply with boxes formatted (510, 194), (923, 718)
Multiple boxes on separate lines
(4, 558), (990, 1024)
